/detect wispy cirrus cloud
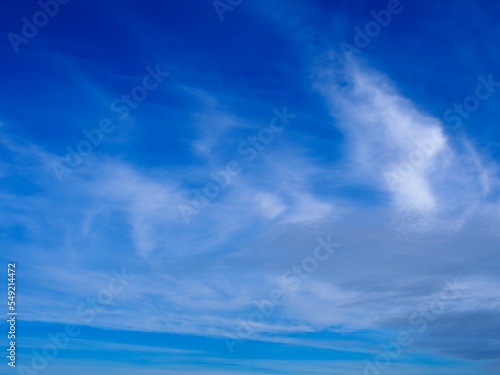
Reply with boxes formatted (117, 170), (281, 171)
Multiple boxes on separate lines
(2, 1), (500, 373)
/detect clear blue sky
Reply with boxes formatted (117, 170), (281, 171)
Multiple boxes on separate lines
(1, 0), (500, 374)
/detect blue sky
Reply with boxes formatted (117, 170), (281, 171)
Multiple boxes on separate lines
(1, 0), (500, 374)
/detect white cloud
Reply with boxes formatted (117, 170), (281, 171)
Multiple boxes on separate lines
(252, 192), (286, 219)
